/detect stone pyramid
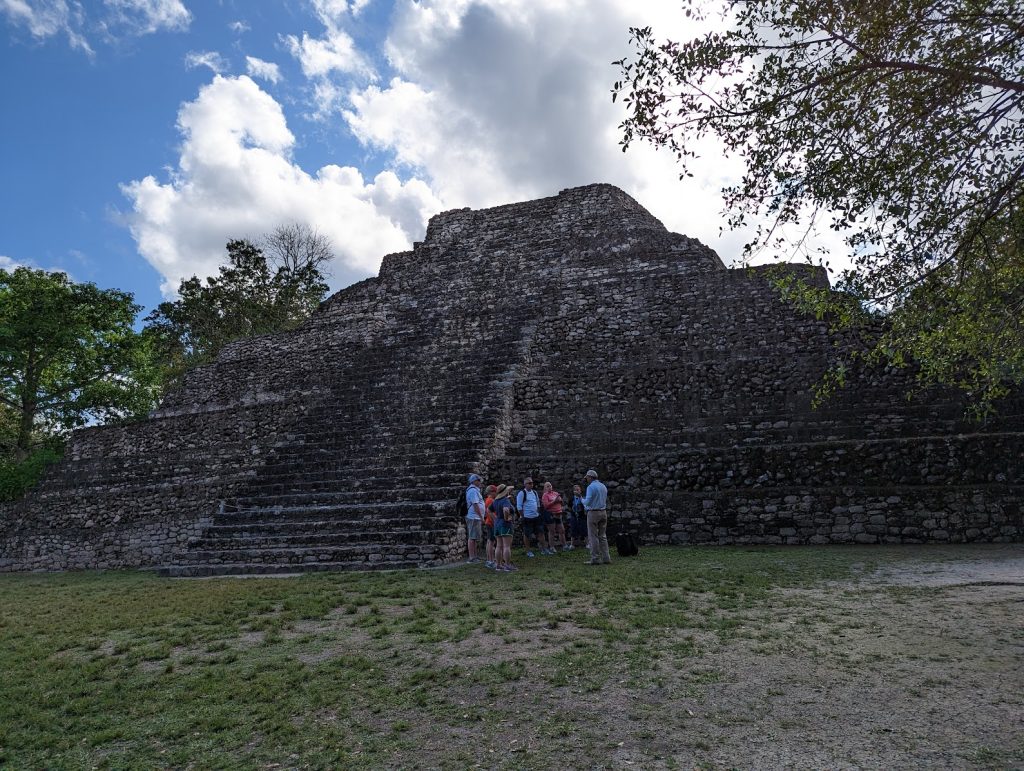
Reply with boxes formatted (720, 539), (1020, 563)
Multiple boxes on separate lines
(1, 184), (1020, 575)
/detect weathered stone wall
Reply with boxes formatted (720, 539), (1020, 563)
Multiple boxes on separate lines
(493, 255), (1023, 546)
(1, 183), (1020, 574)
(495, 434), (1021, 545)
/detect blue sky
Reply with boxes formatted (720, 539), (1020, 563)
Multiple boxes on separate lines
(1, 0), (757, 316)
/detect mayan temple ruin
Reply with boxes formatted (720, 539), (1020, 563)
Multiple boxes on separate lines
(1, 184), (1021, 575)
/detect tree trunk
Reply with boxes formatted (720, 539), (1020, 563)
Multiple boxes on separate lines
(16, 400), (34, 462)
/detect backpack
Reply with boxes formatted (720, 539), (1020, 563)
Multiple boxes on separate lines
(615, 531), (640, 557)
(517, 489), (538, 515)
(456, 487), (470, 519)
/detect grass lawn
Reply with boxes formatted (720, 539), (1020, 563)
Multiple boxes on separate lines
(1, 545), (1021, 769)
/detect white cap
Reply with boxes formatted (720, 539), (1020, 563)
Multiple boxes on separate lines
(585, 469), (598, 479)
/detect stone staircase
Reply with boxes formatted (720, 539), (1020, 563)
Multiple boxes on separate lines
(160, 291), (535, 575)
(163, 501), (454, 576)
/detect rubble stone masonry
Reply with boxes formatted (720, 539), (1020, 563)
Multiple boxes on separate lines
(1, 184), (1020, 574)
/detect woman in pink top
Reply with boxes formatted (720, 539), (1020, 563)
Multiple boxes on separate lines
(542, 482), (568, 552)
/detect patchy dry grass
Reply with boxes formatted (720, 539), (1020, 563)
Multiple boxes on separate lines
(1, 545), (1021, 769)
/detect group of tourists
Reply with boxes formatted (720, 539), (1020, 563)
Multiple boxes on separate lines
(464, 469), (611, 571)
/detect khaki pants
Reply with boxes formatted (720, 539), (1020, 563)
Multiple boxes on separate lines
(586, 509), (610, 564)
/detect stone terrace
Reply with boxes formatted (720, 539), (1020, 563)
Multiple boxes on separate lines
(1, 184), (1020, 574)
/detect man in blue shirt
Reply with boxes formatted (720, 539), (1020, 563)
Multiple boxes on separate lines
(516, 476), (549, 557)
(582, 469), (610, 565)
(465, 473), (485, 563)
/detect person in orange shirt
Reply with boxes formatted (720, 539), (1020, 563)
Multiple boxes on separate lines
(483, 484), (498, 569)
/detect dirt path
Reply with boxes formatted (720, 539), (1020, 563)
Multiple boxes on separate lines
(858, 546), (1024, 588)
(616, 547), (1024, 769)
(444, 546), (1024, 770)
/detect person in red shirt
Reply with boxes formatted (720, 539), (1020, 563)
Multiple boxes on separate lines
(541, 481), (567, 552)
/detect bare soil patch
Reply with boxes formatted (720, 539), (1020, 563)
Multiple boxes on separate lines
(5, 545), (1021, 769)
(392, 547), (1024, 769)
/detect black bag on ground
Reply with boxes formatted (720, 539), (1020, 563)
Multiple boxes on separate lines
(615, 531), (639, 557)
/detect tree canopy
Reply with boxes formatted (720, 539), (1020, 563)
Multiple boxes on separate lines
(614, 0), (1023, 412)
(145, 238), (330, 383)
(0, 267), (157, 458)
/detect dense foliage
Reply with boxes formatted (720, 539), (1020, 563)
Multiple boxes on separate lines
(144, 238), (330, 385)
(0, 445), (63, 502)
(0, 231), (331, 500)
(0, 268), (157, 459)
(614, 0), (1023, 412)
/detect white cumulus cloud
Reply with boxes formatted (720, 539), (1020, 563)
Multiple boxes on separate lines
(0, 0), (92, 52)
(102, 0), (190, 35)
(282, 0), (377, 119)
(284, 27), (372, 80)
(120, 75), (442, 296)
(308, 0), (373, 24)
(1, 0), (188, 51)
(339, 0), (763, 263)
(310, 0), (350, 24)
(184, 50), (227, 74)
(0, 253), (72, 276)
(246, 55), (281, 84)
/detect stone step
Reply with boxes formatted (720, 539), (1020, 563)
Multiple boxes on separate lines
(174, 542), (450, 566)
(511, 423), (985, 455)
(237, 414), (497, 443)
(160, 558), (437, 577)
(262, 420), (504, 449)
(163, 371), (505, 414)
(246, 467), (478, 491)
(231, 484), (454, 504)
(565, 390), (1017, 422)
(261, 455), (482, 472)
(501, 443), (1021, 489)
(261, 437), (483, 461)
(212, 508), (455, 527)
(515, 405), (992, 432)
(195, 518), (448, 540)
(209, 344), (519, 378)
(272, 435), (487, 454)
(30, 468), (253, 494)
(192, 527), (450, 549)
(253, 471), (464, 489)
(212, 501), (450, 525)
(248, 460), (481, 487)
(291, 388), (502, 415)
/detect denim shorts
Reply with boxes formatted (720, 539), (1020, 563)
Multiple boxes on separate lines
(494, 520), (513, 538)
(466, 518), (482, 541)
